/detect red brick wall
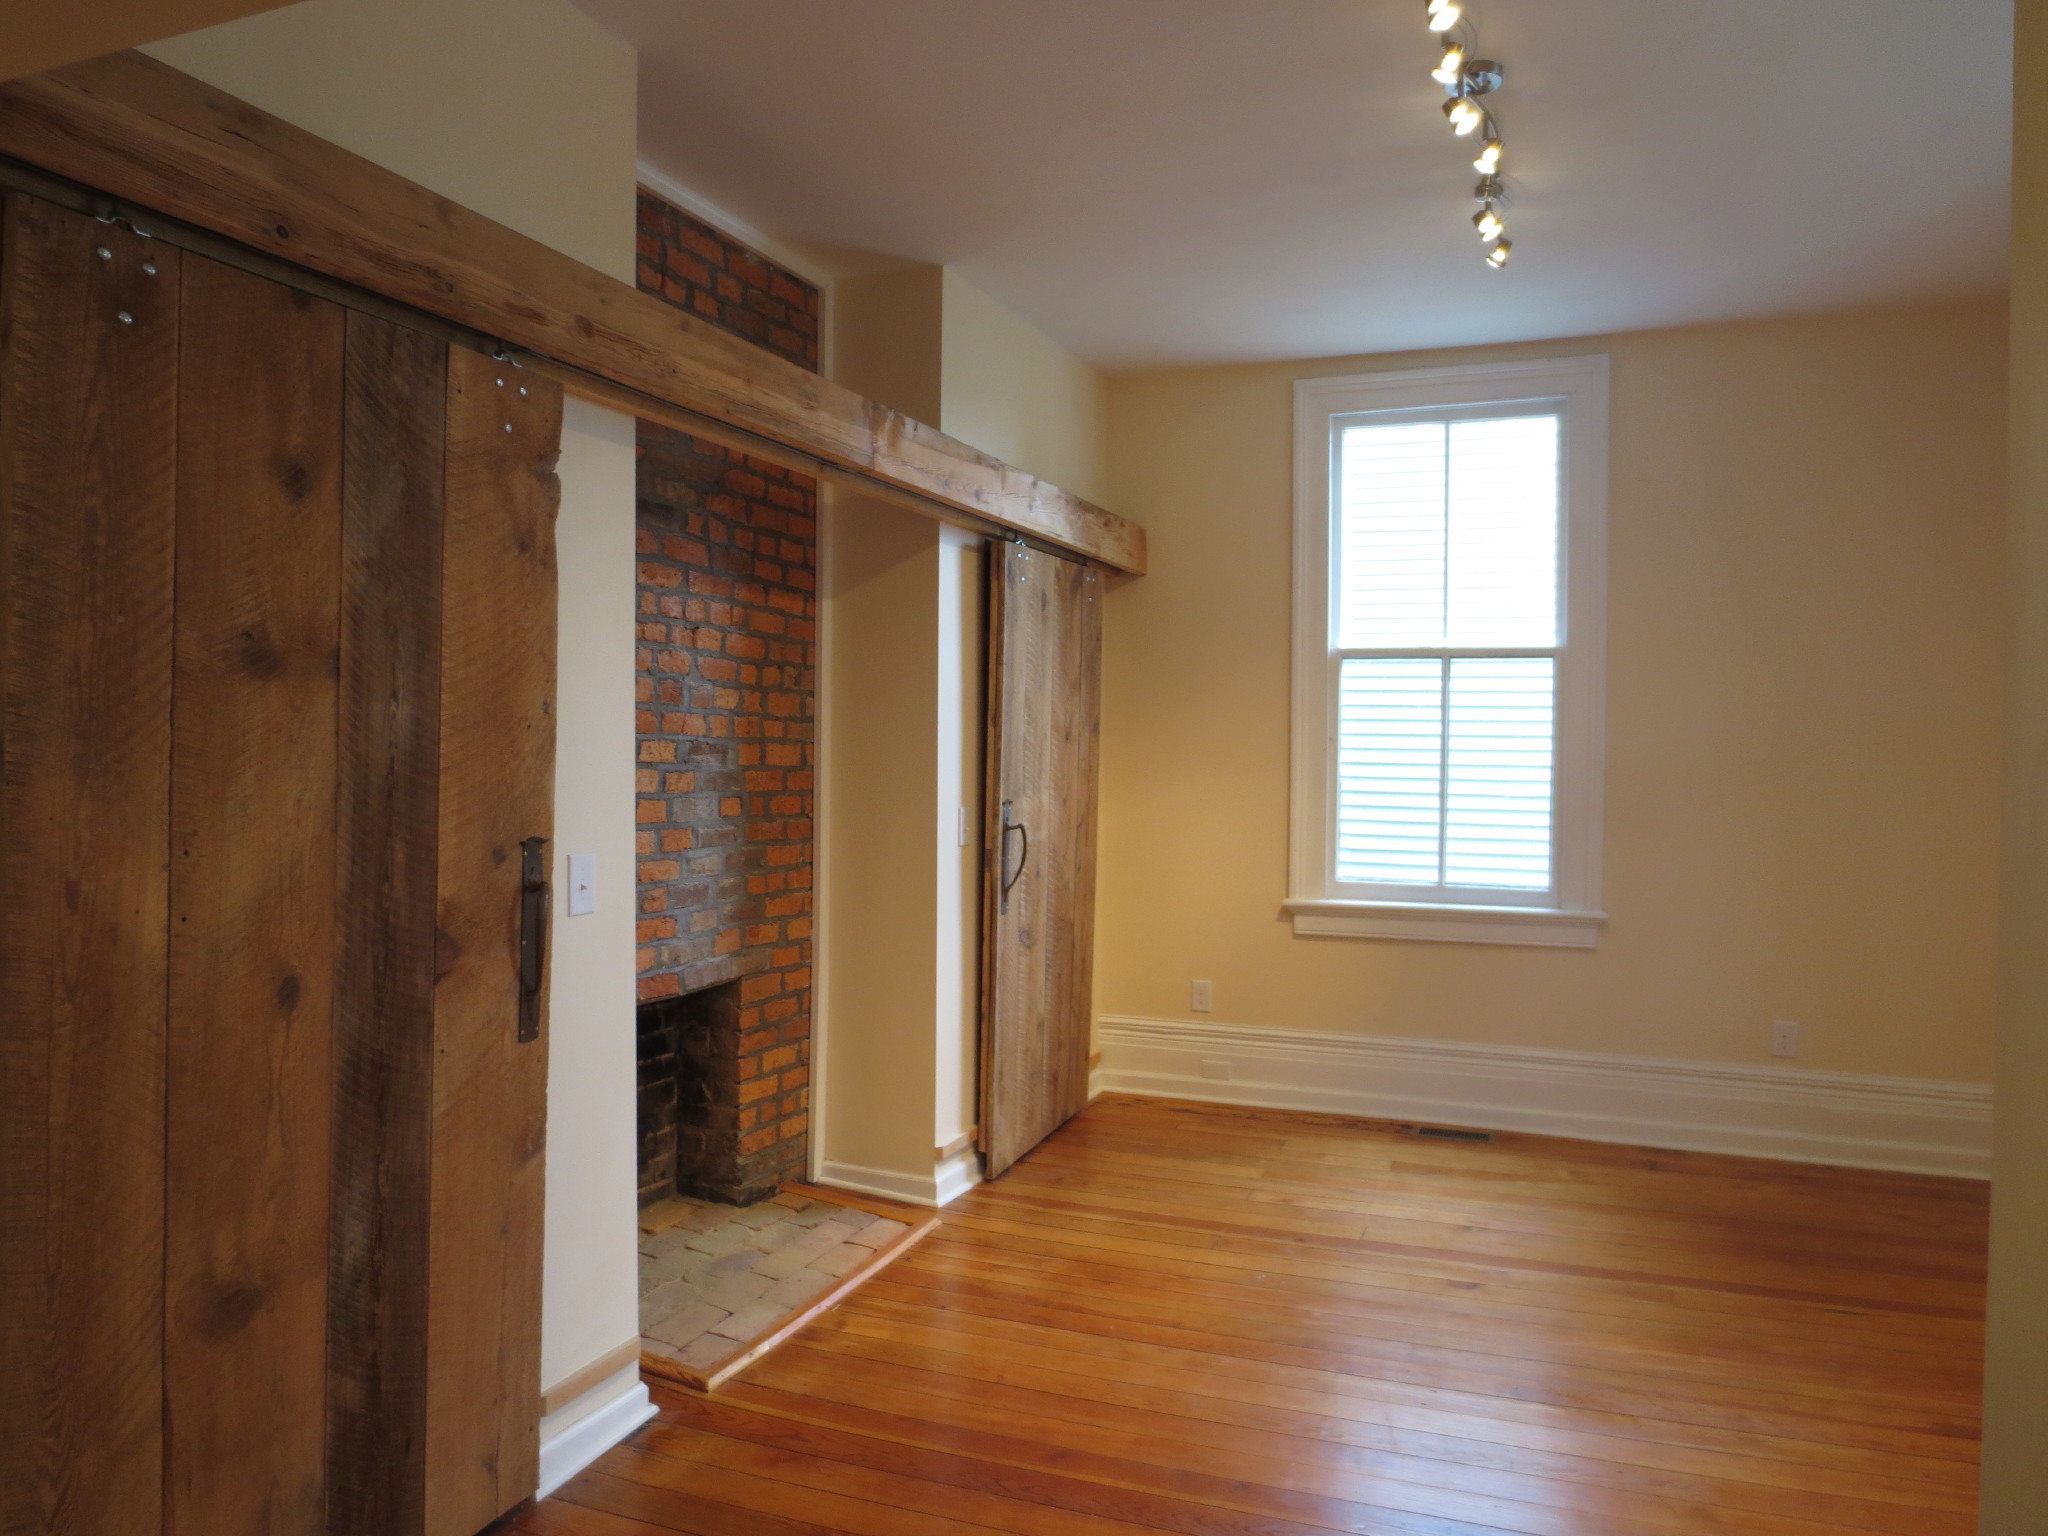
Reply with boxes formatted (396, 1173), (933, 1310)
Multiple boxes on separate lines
(634, 188), (821, 1199)
(637, 191), (819, 370)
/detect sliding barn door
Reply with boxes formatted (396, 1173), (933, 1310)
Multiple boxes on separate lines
(0, 193), (558, 1536)
(980, 540), (1102, 1178)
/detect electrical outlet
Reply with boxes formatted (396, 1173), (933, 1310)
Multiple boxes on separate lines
(1191, 979), (1214, 1013)
(1199, 1059), (1232, 1081)
(1770, 1019), (1800, 1059)
(958, 805), (972, 847)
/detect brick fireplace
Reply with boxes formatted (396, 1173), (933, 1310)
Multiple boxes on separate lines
(633, 189), (819, 1205)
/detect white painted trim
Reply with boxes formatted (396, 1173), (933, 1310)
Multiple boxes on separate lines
(1290, 357), (1608, 943)
(1284, 898), (1605, 948)
(634, 161), (836, 292)
(819, 1150), (982, 1208)
(933, 1145), (985, 1206)
(535, 1364), (656, 1500)
(1096, 1016), (1993, 1178)
(808, 490), (837, 1184)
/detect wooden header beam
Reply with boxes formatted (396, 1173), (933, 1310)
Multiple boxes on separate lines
(0, 52), (1146, 574)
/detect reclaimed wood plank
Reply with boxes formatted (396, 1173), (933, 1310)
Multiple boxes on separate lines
(425, 345), (559, 1536)
(165, 253), (345, 1536)
(0, 193), (178, 1536)
(326, 310), (447, 1536)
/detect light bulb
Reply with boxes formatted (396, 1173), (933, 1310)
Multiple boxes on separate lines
(1427, 1), (1462, 32)
(1473, 138), (1503, 175)
(1431, 42), (1466, 85)
(1444, 97), (1483, 135)
(1486, 239), (1513, 269)
(1474, 207), (1505, 242)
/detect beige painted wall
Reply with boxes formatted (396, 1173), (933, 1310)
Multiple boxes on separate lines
(6, 0), (298, 82)
(832, 266), (945, 425)
(146, 0), (636, 284)
(147, 0), (643, 1398)
(1983, 1), (2046, 1522)
(942, 269), (1109, 504)
(829, 262), (1108, 503)
(814, 497), (986, 1188)
(1099, 301), (2006, 1084)
(816, 496), (943, 1180)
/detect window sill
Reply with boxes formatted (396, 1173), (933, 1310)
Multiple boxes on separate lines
(1283, 899), (1605, 949)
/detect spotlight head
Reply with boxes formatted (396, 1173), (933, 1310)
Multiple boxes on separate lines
(1486, 239), (1513, 268)
(1426, 0), (1461, 32)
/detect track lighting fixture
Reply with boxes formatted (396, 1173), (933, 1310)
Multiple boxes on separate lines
(1421, 2), (1518, 266)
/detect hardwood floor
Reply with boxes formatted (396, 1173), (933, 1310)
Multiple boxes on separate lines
(505, 1094), (1988, 1536)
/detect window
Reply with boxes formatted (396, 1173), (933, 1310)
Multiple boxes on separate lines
(1288, 357), (1607, 946)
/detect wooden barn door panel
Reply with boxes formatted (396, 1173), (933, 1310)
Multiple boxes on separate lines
(980, 541), (1102, 1179)
(0, 195), (180, 1536)
(2, 191), (560, 1536)
(166, 253), (346, 1536)
(327, 311), (448, 1536)
(426, 347), (559, 1536)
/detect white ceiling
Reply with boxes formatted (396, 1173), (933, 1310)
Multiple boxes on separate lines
(574, 0), (2012, 370)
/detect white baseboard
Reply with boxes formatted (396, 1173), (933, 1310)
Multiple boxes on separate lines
(932, 1146), (983, 1206)
(1095, 1016), (1993, 1178)
(535, 1364), (656, 1500)
(818, 1149), (982, 1208)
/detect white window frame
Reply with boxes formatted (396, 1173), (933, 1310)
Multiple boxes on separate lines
(1286, 356), (1608, 947)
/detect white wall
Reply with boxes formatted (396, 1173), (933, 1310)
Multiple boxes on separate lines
(147, 0), (644, 1400)
(541, 400), (641, 1391)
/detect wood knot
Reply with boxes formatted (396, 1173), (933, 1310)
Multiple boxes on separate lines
(231, 627), (283, 678)
(276, 457), (313, 502)
(204, 1281), (268, 1338)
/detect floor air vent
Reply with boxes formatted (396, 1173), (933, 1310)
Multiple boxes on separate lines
(1413, 1125), (1496, 1144)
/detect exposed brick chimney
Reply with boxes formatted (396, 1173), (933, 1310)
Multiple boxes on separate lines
(632, 189), (819, 1203)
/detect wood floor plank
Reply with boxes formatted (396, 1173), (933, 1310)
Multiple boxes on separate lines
(497, 1097), (1986, 1536)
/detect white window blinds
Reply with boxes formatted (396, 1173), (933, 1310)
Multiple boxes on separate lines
(1333, 413), (1562, 893)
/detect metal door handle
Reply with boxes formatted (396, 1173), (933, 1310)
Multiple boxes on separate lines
(999, 801), (1029, 915)
(518, 836), (549, 1043)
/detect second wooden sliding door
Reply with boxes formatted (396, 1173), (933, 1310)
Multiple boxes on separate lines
(979, 540), (1103, 1179)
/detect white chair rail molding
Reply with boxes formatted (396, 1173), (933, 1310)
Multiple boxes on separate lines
(1092, 1015), (1993, 1179)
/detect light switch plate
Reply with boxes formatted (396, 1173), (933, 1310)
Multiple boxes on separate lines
(1191, 979), (1214, 1013)
(567, 852), (596, 916)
